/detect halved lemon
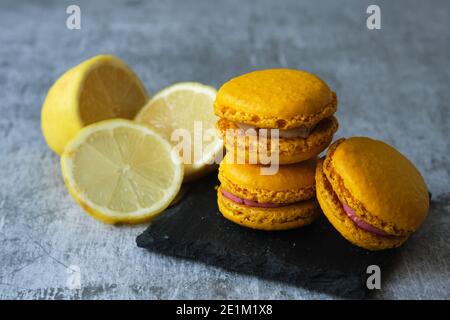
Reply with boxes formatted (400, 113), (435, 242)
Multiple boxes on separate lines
(135, 82), (223, 182)
(61, 119), (183, 224)
(42, 54), (149, 155)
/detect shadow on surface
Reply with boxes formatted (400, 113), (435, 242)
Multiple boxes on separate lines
(137, 173), (401, 298)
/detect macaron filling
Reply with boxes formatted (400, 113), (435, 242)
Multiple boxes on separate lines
(221, 189), (287, 208)
(341, 203), (391, 237)
(235, 122), (310, 138)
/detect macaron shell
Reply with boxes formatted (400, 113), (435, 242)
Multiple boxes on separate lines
(216, 116), (338, 164)
(214, 69), (337, 129)
(218, 153), (317, 203)
(324, 137), (429, 235)
(218, 187), (319, 231)
(220, 153), (317, 191)
(316, 159), (408, 250)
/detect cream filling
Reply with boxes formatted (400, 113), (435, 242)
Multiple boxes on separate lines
(235, 122), (310, 138)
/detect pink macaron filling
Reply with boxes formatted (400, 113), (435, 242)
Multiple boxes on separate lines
(342, 203), (390, 237)
(221, 189), (286, 208)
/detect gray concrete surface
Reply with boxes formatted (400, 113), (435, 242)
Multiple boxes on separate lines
(0, 0), (449, 299)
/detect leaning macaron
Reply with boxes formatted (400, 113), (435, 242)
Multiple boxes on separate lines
(217, 154), (320, 230)
(214, 69), (338, 164)
(315, 137), (430, 250)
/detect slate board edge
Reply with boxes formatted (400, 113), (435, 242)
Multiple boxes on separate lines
(136, 228), (372, 299)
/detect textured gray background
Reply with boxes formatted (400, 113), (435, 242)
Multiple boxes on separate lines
(0, 0), (449, 299)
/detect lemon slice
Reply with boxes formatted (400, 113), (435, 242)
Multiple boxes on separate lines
(135, 82), (223, 182)
(42, 54), (149, 155)
(61, 119), (183, 224)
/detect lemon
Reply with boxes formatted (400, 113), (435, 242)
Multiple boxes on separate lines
(42, 54), (149, 155)
(135, 82), (223, 182)
(61, 119), (183, 224)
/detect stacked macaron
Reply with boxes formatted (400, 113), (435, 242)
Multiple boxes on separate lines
(214, 69), (339, 231)
(213, 69), (430, 250)
(215, 69), (338, 164)
(218, 155), (319, 230)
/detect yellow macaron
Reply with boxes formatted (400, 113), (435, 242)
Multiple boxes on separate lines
(214, 69), (338, 164)
(316, 137), (430, 250)
(217, 154), (320, 230)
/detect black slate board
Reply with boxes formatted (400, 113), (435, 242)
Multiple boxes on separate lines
(136, 173), (400, 298)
